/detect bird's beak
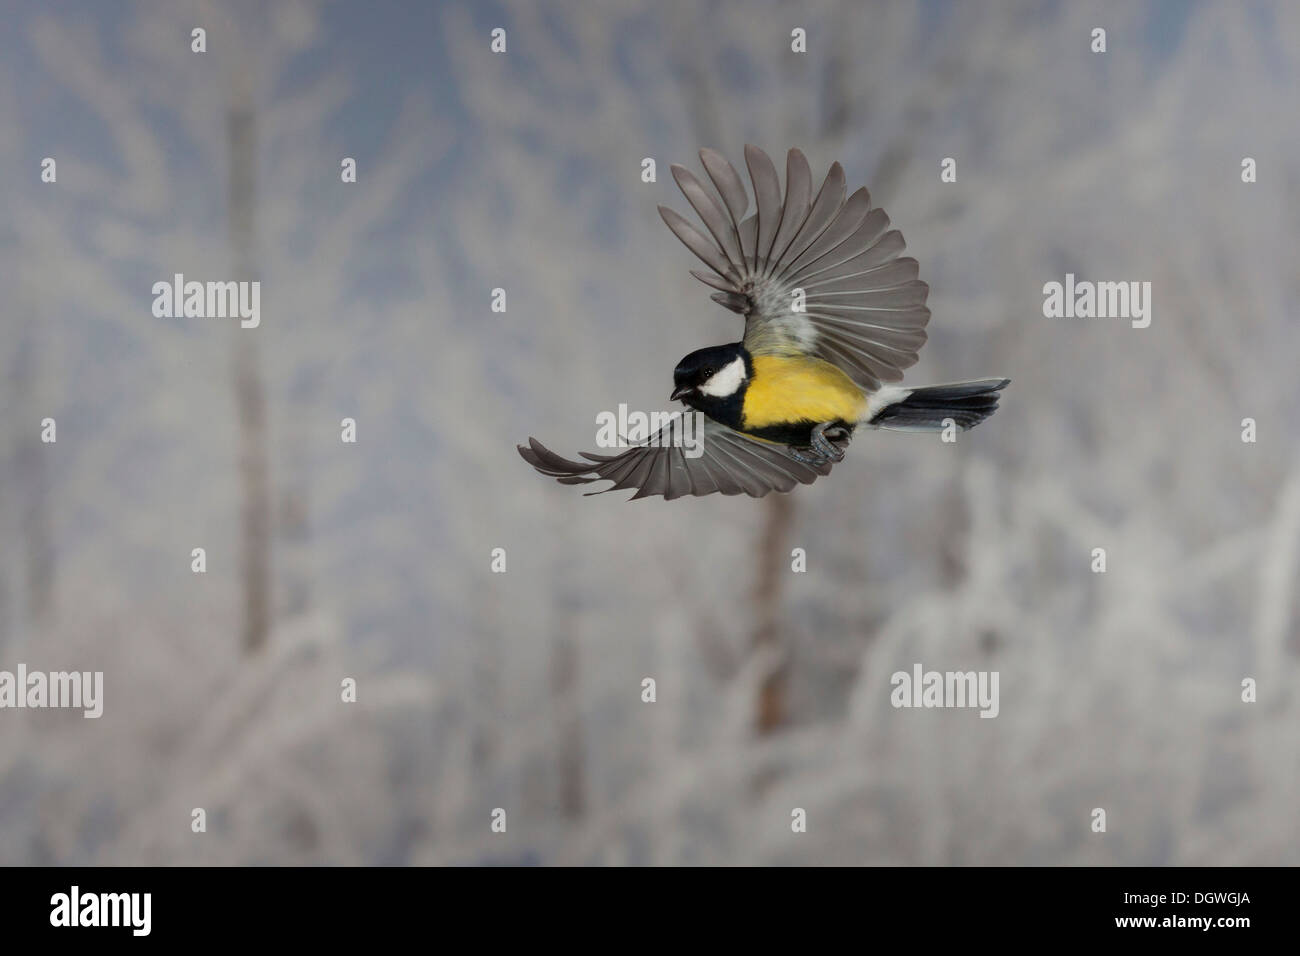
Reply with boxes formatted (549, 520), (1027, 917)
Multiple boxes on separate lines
(670, 385), (692, 402)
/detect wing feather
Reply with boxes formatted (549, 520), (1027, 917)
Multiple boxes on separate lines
(518, 417), (840, 500)
(775, 161), (846, 273)
(658, 205), (737, 281)
(781, 186), (871, 278)
(764, 149), (813, 277)
(669, 165), (746, 271)
(800, 229), (907, 284)
(803, 256), (919, 294)
(744, 144), (783, 272)
(689, 268), (741, 293)
(787, 207), (891, 284)
(660, 146), (932, 390)
(699, 147), (750, 259)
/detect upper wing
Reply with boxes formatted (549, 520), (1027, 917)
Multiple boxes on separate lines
(518, 416), (843, 500)
(659, 145), (930, 392)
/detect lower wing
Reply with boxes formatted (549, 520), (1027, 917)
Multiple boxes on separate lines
(518, 416), (845, 500)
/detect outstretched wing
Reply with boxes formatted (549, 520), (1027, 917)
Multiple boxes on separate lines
(518, 416), (844, 500)
(659, 145), (930, 392)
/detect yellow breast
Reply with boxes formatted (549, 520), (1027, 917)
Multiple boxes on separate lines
(742, 354), (868, 428)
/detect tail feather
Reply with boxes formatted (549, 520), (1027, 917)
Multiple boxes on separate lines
(867, 378), (1009, 432)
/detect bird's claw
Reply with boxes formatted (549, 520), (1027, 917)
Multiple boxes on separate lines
(790, 422), (850, 466)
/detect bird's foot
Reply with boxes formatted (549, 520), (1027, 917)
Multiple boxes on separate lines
(789, 422), (851, 465)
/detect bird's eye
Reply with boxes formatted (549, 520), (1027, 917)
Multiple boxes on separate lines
(701, 366), (714, 379)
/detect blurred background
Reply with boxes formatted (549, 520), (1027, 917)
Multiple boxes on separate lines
(0, 0), (1297, 865)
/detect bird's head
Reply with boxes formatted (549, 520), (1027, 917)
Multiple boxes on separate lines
(671, 344), (750, 404)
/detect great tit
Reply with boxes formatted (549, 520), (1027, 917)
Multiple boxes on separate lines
(520, 145), (1008, 499)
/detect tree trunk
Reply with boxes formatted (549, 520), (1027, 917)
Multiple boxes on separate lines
(752, 494), (794, 734)
(228, 92), (271, 655)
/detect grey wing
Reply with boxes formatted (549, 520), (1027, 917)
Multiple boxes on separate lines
(658, 144), (930, 392)
(518, 417), (840, 500)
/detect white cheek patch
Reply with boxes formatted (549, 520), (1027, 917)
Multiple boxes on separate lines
(698, 355), (747, 397)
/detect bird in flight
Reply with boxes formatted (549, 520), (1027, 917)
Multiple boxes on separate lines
(519, 145), (1008, 499)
